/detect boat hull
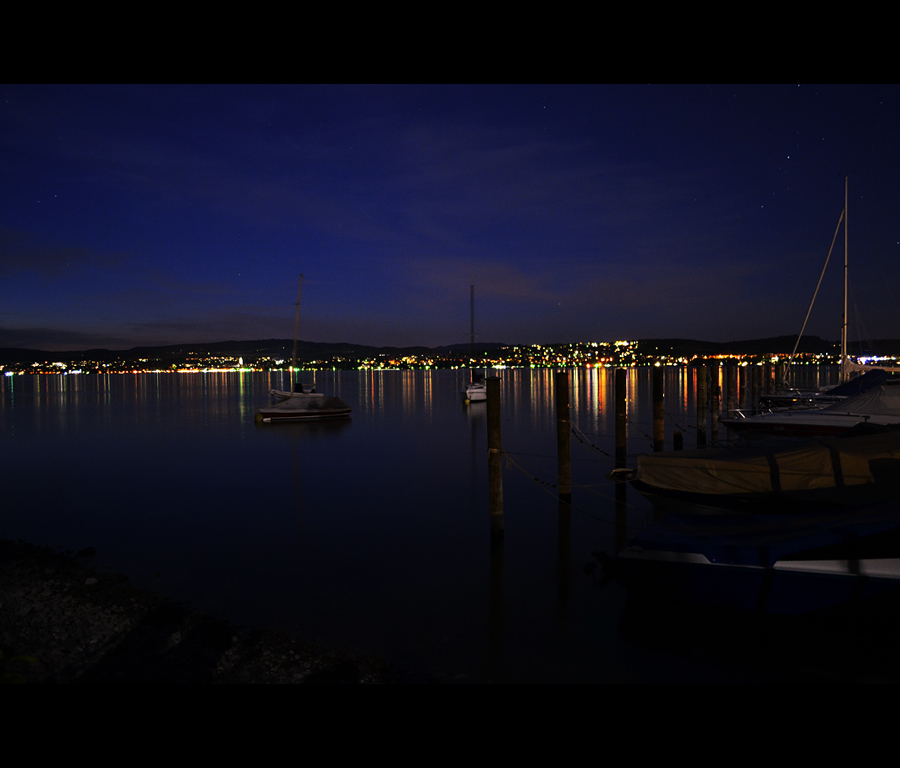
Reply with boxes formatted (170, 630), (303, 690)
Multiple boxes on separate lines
(617, 505), (900, 614)
(269, 389), (324, 402)
(463, 383), (487, 402)
(255, 395), (351, 423)
(724, 379), (900, 439)
(256, 408), (351, 423)
(723, 414), (900, 440)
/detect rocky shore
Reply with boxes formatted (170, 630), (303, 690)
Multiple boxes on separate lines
(0, 539), (402, 683)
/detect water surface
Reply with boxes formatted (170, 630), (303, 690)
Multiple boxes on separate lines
(8, 365), (870, 682)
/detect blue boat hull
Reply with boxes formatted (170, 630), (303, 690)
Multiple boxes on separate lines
(617, 504), (900, 615)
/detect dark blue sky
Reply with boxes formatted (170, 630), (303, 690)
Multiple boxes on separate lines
(2, 84), (899, 351)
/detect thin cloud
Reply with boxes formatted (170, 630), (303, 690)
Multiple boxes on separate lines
(0, 225), (128, 278)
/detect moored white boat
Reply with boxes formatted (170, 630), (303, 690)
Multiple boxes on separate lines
(773, 177), (899, 400)
(462, 286), (488, 403)
(463, 379), (487, 402)
(255, 275), (351, 423)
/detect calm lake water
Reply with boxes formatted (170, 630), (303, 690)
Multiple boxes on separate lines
(12, 364), (895, 683)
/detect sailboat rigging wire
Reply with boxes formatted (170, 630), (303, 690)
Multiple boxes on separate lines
(782, 208), (845, 385)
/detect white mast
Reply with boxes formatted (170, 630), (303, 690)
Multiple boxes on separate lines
(292, 274), (303, 373)
(470, 284), (475, 358)
(841, 177), (848, 382)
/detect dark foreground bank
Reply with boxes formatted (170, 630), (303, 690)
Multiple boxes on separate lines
(0, 540), (405, 683)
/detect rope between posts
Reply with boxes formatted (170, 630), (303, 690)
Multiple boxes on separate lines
(499, 449), (648, 524)
(569, 419), (611, 458)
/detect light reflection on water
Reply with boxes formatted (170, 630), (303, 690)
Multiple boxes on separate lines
(2, 365), (856, 681)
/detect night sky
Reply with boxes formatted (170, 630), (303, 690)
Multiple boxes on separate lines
(3, 84), (899, 352)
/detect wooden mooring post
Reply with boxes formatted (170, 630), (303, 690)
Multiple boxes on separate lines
(710, 369), (720, 446)
(696, 365), (707, 449)
(485, 376), (504, 679)
(486, 377), (504, 540)
(751, 365), (760, 412)
(615, 368), (627, 468)
(726, 364), (737, 445)
(555, 371), (572, 504)
(614, 368), (629, 552)
(555, 373), (572, 618)
(726, 364), (737, 415)
(653, 366), (664, 452)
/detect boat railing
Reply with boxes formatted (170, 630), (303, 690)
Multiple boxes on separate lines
(725, 406), (782, 419)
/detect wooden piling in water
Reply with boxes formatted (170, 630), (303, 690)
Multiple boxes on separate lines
(487, 377), (503, 539)
(751, 366), (760, 412)
(652, 366), (664, 452)
(555, 371), (572, 504)
(696, 365), (707, 449)
(612, 372), (629, 551)
(726, 364), (737, 445)
(726, 365), (736, 414)
(615, 368), (627, 468)
(616, 479), (628, 553)
(710, 369), (720, 446)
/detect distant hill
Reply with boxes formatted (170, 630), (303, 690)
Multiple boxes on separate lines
(637, 336), (838, 356)
(0, 338), (513, 365)
(4, 335), (900, 366)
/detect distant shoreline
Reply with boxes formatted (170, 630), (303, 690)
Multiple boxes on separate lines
(6, 335), (896, 374)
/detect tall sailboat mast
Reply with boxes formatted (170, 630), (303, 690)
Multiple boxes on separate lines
(841, 177), (848, 381)
(470, 284), (475, 358)
(292, 274), (303, 373)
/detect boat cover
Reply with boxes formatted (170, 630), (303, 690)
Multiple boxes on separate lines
(822, 379), (900, 416)
(825, 369), (894, 397)
(635, 429), (900, 497)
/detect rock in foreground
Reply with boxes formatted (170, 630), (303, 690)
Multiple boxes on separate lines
(0, 540), (399, 684)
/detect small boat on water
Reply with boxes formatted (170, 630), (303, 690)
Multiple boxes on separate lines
(461, 285), (488, 403)
(616, 503), (900, 615)
(760, 369), (892, 409)
(255, 393), (351, 423)
(270, 383), (320, 402)
(463, 374), (487, 402)
(255, 274), (352, 423)
(722, 379), (900, 439)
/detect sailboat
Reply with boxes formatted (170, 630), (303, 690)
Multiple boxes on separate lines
(780, 176), (900, 387)
(255, 275), (351, 423)
(721, 378), (900, 438)
(463, 284), (487, 402)
(268, 275), (312, 401)
(722, 178), (899, 437)
(464, 375), (487, 402)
